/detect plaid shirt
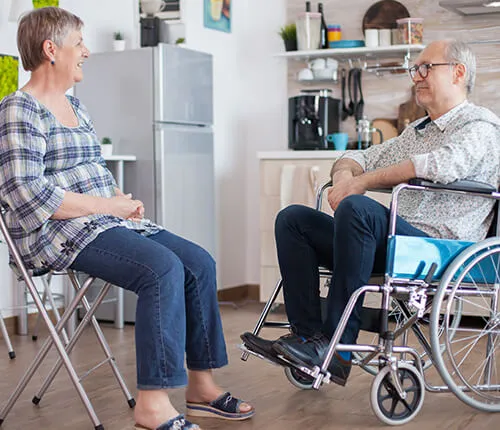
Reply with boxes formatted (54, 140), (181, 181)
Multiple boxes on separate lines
(0, 91), (160, 271)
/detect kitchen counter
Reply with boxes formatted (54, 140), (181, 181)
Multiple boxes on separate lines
(258, 150), (346, 160)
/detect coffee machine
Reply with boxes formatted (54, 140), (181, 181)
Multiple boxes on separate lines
(288, 89), (342, 150)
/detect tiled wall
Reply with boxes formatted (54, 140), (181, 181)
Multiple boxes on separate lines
(286, 0), (500, 135)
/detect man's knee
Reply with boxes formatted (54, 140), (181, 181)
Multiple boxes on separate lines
(335, 195), (379, 224)
(275, 204), (315, 234)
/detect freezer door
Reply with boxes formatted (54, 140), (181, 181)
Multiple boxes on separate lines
(154, 44), (213, 125)
(155, 124), (216, 257)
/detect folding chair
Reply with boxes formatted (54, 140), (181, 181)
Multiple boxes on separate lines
(0, 209), (135, 430)
(0, 310), (15, 359)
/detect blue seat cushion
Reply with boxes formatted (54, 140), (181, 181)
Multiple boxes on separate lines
(386, 235), (474, 281)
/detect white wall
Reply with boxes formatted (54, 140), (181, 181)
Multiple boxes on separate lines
(183, 0), (287, 288)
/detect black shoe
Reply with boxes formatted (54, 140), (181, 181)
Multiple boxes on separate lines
(273, 333), (352, 386)
(240, 332), (303, 366)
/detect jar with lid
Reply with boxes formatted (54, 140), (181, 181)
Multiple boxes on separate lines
(296, 12), (321, 50)
(396, 18), (424, 45)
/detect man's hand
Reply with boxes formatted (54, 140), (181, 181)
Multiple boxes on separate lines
(327, 176), (366, 210)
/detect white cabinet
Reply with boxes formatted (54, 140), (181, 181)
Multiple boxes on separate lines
(258, 152), (391, 303)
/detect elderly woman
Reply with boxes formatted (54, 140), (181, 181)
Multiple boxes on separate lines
(0, 7), (253, 430)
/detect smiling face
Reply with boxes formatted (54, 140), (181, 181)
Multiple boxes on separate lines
(411, 41), (467, 119)
(53, 29), (90, 85)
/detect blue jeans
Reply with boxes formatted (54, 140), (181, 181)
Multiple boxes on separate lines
(70, 227), (228, 389)
(275, 195), (429, 345)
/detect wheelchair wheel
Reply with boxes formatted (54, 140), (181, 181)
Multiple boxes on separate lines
(284, 366), (314, 390)
(370, 363), (424, 426)
(430, 238), (500, 412)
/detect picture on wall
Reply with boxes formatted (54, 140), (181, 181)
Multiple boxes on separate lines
(0, 55), (19, 102)
(204, 0), (231, 33)
(33, 0), (59, 7)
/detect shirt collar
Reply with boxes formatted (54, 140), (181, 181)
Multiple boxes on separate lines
(414, 100), (469, 133)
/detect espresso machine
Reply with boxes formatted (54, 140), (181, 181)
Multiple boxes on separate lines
(288, 89), (342, 150)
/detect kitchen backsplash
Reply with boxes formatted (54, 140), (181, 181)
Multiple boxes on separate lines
(287, 0), (500, 135)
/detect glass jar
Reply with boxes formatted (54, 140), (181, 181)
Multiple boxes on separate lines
(296, 12), (321, 50)
(396, 18), (424, 45)
(327, 25), (342, 42)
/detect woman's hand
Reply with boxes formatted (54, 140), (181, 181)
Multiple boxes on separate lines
(108, 194), (144, 220)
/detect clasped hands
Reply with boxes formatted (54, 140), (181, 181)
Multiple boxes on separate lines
(113, 188), (145, 221)
(327, 171), (367, 211)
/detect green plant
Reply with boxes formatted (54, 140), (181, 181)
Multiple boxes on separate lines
(175, 37), (185, 45)
(0, 55), (19, 102)
(101, 137), (112, 145)
(278, 23), (297, 41)
(113, 32), (124, 41)
(33, 0), (59, 8)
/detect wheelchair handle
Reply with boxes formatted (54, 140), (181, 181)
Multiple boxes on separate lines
(315, 181), (333, 211)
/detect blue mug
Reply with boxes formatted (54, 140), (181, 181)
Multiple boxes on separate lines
(326, 133), (349, 151)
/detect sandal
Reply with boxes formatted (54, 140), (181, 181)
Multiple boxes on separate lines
(186, 392), (255, 421)
(135, 413), (200, 430)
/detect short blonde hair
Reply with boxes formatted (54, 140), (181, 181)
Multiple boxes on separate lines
(17, 7), (83, 71)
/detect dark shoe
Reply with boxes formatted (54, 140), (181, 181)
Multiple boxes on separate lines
(240, 332), (303, 366)
(273, 333), (351, 386)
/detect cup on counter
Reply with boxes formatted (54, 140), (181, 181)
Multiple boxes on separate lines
(298, 67), (314, 81)
(364, 29), (379, 48)
(327, 133), (349, 151)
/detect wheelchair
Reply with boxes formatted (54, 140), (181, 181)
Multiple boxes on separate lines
(240, 179), (500, 426)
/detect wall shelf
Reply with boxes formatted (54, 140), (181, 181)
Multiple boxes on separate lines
(276, 44), (425, 61)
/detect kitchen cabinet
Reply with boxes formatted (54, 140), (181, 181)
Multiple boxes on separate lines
(258, 151), (391, 304)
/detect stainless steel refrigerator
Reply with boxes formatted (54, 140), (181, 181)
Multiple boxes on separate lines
(74, 44), (215, 323)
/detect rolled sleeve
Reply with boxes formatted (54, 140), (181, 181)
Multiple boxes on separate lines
(339, 150), (366, 171)
(0, 98), (66, 233)
(409, 122), (498, 183)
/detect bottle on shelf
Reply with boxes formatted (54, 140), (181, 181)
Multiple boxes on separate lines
(318, 3), (328, 49)
(306, 1), (311, 12)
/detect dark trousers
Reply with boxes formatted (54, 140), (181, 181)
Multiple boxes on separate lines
(275, 195), (428, 344)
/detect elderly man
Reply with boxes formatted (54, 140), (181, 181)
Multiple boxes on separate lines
(241, 39), (500, 386)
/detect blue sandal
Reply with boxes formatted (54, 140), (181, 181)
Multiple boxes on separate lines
(186, 392), (255, 421)
(135, 413), (200, 430)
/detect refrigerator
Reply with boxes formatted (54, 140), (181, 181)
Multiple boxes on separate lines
(74, 44), (215, 323)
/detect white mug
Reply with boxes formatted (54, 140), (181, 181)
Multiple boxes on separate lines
(364, 29), (379, 48)
(379, 29), (391, 46)
(308, 58), (326, 70)
(298, 68), (314, 80)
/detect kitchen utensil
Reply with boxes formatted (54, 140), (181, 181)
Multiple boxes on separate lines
(354, 68), (364, 121)
(341, 68), (350, 121)
(372, 118), (398, 144)
(362, 0), (410, 31)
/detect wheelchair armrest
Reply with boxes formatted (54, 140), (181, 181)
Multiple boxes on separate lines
(408, 178), (497, 194)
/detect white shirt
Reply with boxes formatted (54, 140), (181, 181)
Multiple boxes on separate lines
(341, 101), (500, 241)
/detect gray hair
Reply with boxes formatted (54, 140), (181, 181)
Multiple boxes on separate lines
(17, 7), (83, 71)
(444, 39), (476, 95)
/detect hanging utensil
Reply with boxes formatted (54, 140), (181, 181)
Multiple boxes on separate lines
(341, 68), (350, 121)
(354, 68), (365, 121)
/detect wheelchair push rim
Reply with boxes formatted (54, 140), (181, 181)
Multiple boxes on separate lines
(431, 238), (500, 412)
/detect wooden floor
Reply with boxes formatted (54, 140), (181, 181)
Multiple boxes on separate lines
(1, 302), (499, 430)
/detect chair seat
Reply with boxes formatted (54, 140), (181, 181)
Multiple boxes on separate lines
(386, 235), (474, 281)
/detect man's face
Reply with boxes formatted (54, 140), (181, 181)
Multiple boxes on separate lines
(410, 42), (460, 111)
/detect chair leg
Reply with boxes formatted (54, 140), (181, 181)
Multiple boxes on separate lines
(0, 310), (15, 359)
(0, 277), (104, 429)
(33, 276), (135, 408)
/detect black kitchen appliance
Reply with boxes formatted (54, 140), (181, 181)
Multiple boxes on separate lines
(288, 89), (342, 150)
(140, 16), (160, 47)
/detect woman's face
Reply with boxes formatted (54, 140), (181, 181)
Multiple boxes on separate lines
(54, 29), (90, 85)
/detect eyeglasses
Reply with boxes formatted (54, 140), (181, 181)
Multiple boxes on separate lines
(408, 62), (458, 80)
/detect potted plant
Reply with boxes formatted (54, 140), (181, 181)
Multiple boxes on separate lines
(101, 137), (113, 157)
(279, 23), (297, 52)
(113, 32), (126, 51)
